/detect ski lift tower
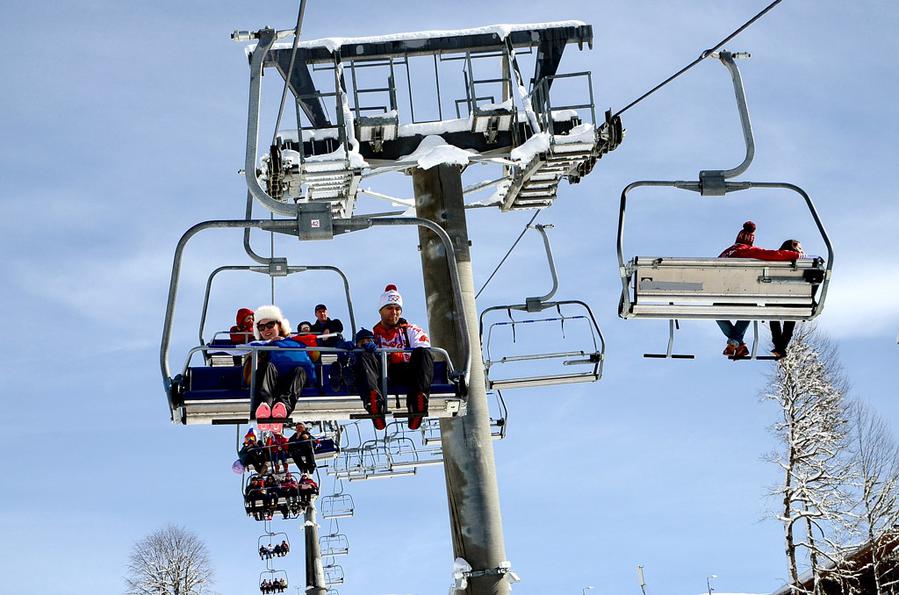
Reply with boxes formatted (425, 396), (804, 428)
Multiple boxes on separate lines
(235, 20), (623, 594)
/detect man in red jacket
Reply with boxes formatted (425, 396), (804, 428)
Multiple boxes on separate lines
(716, 222), (802, 358)
(354, 284), (434, 430)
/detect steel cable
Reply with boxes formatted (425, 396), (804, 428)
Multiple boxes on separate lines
(614, 0), (783, 118)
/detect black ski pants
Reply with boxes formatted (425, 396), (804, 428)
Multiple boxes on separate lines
(770, 321), (796, 353)
(252, 360), (307, 416)
(354, 347), (434, 403)
(287, 436), (316, 474)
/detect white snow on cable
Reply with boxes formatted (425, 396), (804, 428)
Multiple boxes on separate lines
(399, 135), (478, 170)
(510, 132), (550, 163)
(266, 21), (587, 53)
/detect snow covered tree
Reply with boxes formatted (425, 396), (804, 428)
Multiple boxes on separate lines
(763, 325), (851, 594)
(125, 525), (215, 595)
(845, 401), (899, 594)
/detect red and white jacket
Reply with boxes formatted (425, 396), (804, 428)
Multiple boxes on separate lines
(719, 243), (801, 261)
(373, 319), (431, 364)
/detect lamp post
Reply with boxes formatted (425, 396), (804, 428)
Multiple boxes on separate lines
(582, 586), (594, 595)
(707, 575), (717, 595)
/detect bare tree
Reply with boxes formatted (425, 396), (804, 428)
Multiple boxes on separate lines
(764, 325), (852, 594)
(845, 401), (899, 594)
(125, 525), (215, 595)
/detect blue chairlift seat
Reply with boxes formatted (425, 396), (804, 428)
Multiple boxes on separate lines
(174, 358), (461, 425)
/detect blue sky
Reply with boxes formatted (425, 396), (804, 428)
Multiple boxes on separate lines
(2, 1), (898, 594)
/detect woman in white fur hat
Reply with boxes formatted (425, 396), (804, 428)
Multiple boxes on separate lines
(244, 305), (317, 428)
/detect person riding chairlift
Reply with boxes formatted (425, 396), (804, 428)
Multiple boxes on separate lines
(287, 422), (317, 474)
(716, 222), (802, 359)
(354, 284), (434, 430)
(230, 308), (254, 344)
(244, 305), (317, 431)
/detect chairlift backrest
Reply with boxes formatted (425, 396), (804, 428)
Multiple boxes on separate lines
(197, 263), (357, 347)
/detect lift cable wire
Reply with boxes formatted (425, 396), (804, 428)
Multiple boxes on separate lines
(272, 0), (309, 144)
(613, 0), (783, 118)
(475, 209), (541, 300)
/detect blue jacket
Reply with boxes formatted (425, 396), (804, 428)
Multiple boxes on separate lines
(250, 339), (317, 384)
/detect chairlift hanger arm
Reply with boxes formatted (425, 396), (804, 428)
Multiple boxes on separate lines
(245, 29), (299, 217)
(525, 223), (559, 307)
(699, 50), (754, 191)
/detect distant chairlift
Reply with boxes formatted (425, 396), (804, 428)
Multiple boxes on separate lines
(257, 531), (290, 558)
(319, 532), (350, 557)
(319, 481), (355, 520)
(259, 569), (288, 593)
(615, 51), (833, 359)
(323, 562), (345, 587)
(479, 224), (605, 389)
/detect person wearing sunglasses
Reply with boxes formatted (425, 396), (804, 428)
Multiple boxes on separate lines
(244, 305), (317, 430)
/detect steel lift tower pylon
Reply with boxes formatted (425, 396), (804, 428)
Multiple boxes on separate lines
(414, 164), (508, 593)
(220, 19), (623, 594)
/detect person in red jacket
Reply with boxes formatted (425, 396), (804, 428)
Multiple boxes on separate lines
(354, 284), (434, 430)
(229, 308), (255, 344)
(716, 222), (802, 358)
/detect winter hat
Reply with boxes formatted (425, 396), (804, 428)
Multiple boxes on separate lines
(378, 284), (403, 311)
(244, 429), (256, 442)
(253, 305), (291, 340)
(314, 304), (327, 312)
(236, 307), (254, 327)
(354, 328), (375, 342)
(735, 221), (756, 245)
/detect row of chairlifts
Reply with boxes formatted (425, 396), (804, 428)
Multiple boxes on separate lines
(616, 51), (832, 359)
(241, 422), (333, 521)
(257, 523), (289, 594)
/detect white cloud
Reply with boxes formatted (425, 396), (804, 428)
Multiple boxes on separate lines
(816, 261), (899, 339)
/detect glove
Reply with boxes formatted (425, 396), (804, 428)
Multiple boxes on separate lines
(363, 340), (377, 353)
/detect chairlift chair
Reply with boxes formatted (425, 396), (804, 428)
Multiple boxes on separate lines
(319, 532), (350, 557)
(160, 216), (471, 426)
(479, 224), (606, 389)
(323, 563), (345, 587)
(615, 51), (833, 359)
(257, 532), (290, 558)
(319, 491), (355, 520)
(384, 432), (444, 469)
(258, 569), (289, 593)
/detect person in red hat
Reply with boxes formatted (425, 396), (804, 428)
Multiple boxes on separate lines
(230, 308), (255, 344)
(354, 284), (434, 430)
(716, 222), (802, 359)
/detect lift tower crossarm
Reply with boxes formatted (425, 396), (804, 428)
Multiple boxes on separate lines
(260, 22), (593, 65)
